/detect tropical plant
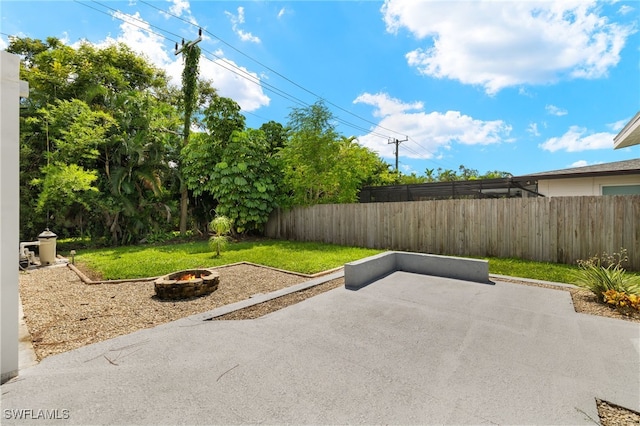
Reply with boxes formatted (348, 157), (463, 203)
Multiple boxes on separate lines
(279, 101), (390, 205)
(90, 90), (179, 245)
(202, 95), (246, 145)
(184, 128), (283, 233)
(208, 215), (232, 257)
(11, 37), (181, 242)
(602, 289), (640, 316)
(574, 248), (640, 301)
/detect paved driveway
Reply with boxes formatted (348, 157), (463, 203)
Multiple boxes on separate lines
(2, 272), (639, 424)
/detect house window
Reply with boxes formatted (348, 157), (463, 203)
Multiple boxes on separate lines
(602, 185), (640, 195)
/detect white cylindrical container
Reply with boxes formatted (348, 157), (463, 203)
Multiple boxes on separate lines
(37, 229), (57, 265)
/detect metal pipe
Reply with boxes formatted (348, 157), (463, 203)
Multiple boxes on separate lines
(19, 241), (39, 267)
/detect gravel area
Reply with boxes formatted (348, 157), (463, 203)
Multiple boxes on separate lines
(18, 264), (639, 425)
(19, 263), (310, 360)
(597, 400), (640, 426)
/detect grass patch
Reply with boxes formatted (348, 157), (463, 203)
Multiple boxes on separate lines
(73, 239), (383, 279)
(485, 257), (580, 283)
(71, 239), (640, 283)
(485, 256), (640, 284)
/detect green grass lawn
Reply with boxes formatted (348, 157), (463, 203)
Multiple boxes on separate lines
(71, 238), (639, 283)
(482, 257), (581, 284)
(74, 239), (384, 279)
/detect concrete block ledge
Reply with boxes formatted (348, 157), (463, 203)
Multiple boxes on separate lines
(345, 251), (491, 290)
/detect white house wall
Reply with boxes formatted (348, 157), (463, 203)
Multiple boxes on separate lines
(1, 52), (27, 384)
(537, 175), (640, 196)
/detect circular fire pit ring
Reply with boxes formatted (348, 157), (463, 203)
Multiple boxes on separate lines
(154, 269), (219, 300)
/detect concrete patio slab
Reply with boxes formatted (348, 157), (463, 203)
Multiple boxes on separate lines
(2, 271), (638, 425)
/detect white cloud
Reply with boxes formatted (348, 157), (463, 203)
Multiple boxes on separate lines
(225, 7), (261, 43)
(570, 160), (588, 168)
(382, 0), (635, 94)
(197, 59), (270, 111)
(608, 118), (628, 132)
(168, 0), (189, 16)
(353, 92), (423, 118)
(0, 37), (7, 51)
(401, 164), (413, 173)
(527, 123), (540, 136)
(618, 5), (634, 15)
(278, 8), (287, 19)
(163, 0), (198, 25)
(545, 104), (568, 116)
(237, 29), (260, 44)
(353, 92), (511, 160)
(539, 125), (614, 152)
(92, 11), (269, 112)
(92, 11), (173, 68)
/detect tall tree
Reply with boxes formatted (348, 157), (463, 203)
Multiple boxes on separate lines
(207, 129), (282, 233)
(181, 94), (246, 195)
(259, 120), (288, 152)
(279, 101), (389, 205)
(182, 96), (262, 232)
(11, 37), (181, 241)
(28, 99), (113, 234)
(202, 95), (246, 144)
(100, 90), (180, 244)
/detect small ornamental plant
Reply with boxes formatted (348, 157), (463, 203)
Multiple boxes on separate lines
(574, 248), (640, 315)
(208, 215), (232, 257)
(602, 290), (640, 316)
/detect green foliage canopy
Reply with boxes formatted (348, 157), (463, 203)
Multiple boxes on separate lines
(12, 37), (181, 242)
(184, 127), (282, 233)
(279, 101), (389, 205)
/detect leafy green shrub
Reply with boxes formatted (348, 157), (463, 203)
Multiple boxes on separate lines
(208, 216), (232, 257)
(574, 249), (640, 300)
(144, 230), (198, 245)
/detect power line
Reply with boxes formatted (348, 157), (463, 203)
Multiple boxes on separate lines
(76, 1), (309, 108)
(138, 0), (409, 139)
(29, 1), (444, 164)
(77, 1), (181, 43)
(78, 0), (390, 140)
(126, 2), (395, 141)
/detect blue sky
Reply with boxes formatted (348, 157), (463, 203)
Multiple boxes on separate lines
(2, 0), (639, 176)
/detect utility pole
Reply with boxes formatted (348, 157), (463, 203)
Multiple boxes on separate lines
(176, 29), (202, 235)
(174, 28), (203, 56)
(388, 136), (408, 173)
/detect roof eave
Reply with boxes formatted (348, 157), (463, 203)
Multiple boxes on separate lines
(519, 169), (640, 181)
(614, 111), (640, 149)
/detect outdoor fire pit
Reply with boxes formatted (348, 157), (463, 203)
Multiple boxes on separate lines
(154, 269), (219, 300)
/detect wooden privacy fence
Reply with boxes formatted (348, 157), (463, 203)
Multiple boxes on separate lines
(265, 196), (640, 270)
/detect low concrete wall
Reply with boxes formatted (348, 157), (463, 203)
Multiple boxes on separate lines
(345, 251), (490, 290)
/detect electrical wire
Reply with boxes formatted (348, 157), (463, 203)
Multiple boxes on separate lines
(138, 0), (415, 140)
(22, 1), (445, 167)
(77, 1), (181, 44)
(90, 0), (398, 141)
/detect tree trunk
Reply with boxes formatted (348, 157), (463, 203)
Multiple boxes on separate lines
(179, 186), (188, 234)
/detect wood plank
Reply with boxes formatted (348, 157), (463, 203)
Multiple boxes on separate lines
(264, 196), (639, 269)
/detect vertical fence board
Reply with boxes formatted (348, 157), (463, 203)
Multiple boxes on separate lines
(265, 196), (640, 270)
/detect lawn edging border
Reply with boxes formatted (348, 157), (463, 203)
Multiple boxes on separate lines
(67, 261), (344, 285)
(489, 273), (579, 290)
(191, 269), (345, 321)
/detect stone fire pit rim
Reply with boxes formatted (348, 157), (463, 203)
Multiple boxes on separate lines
(154, 268), (220, 300)
(156, 268), (217, 284)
